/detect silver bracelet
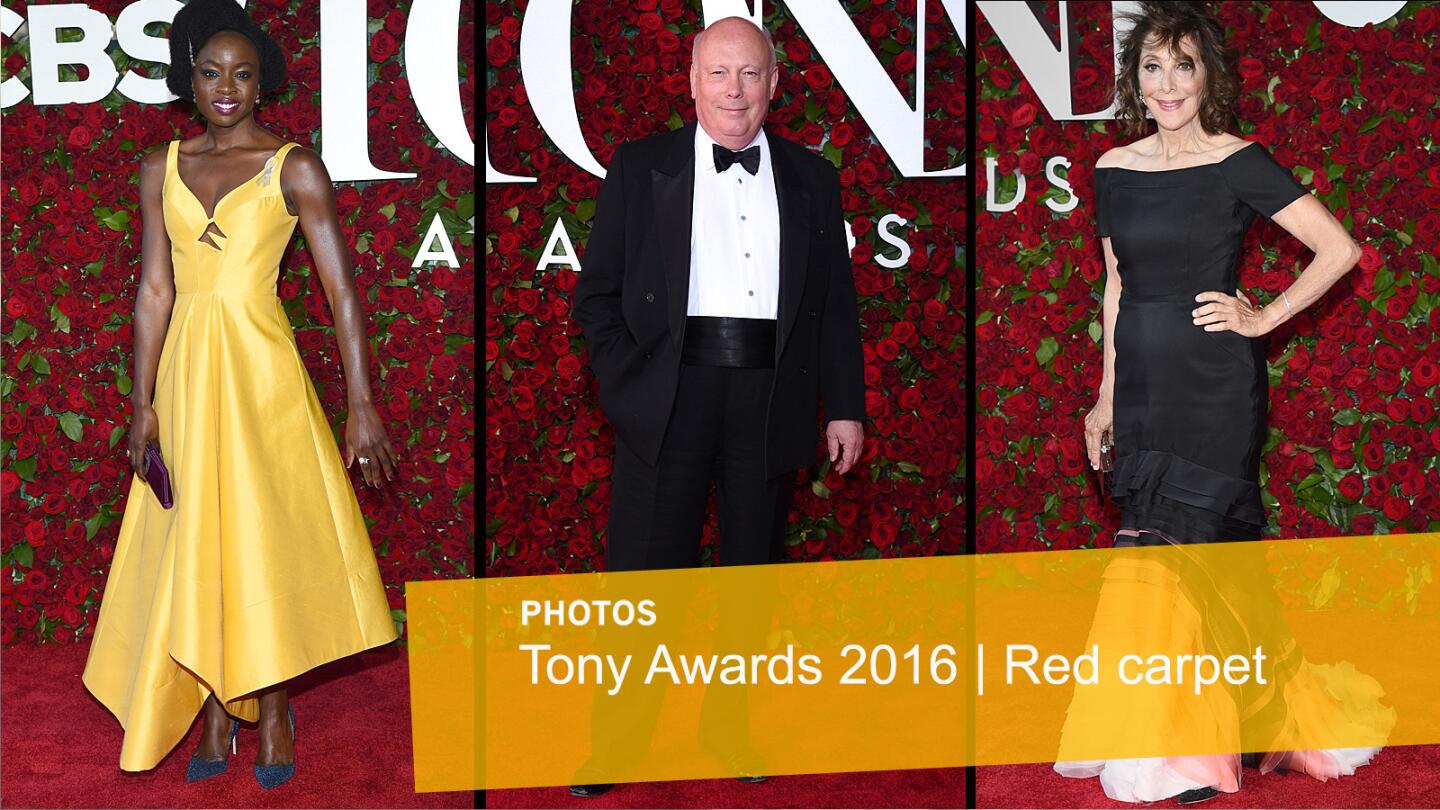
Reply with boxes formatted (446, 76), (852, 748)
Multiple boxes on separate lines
(1281, 290), (1293, 315)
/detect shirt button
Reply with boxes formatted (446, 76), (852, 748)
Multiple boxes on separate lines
(644, 292), (655, 303)
(738, 178), (743, 184)
(745, 252), (751, 258)
(799, 366), (808, 375)
(748, 290), (754, 296)
(644, 351), (652, 359)
(809, 310), (817, 318)
(740, 215), (747, 221)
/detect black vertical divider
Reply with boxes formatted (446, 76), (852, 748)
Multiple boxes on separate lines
(964, 0), (979, 807)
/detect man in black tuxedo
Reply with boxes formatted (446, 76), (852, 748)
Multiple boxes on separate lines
(574, 15), (866, 576)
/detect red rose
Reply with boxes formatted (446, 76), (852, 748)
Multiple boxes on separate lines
(1357, 244), (1382, 272)
(1382, 495), (1410, 522)
(1338, 473), (1365, 501)
(804, 65), (833, 91)
(371, 30), (398, 62)
(1361, 441), (1385, 470)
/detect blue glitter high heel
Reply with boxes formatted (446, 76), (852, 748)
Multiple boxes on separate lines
(185, 717), (239, 782)
(252, 705), (296, 789)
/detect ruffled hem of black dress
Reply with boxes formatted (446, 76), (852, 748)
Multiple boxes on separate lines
(1109, 449), (1265, 543)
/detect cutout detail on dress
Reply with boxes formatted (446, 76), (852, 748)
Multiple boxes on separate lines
(198, 221), (228, 250)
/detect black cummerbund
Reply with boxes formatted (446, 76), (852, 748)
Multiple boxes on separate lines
(681, 316), (777, 368)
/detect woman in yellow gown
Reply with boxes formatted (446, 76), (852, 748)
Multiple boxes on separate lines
(82, 0), (398, 789)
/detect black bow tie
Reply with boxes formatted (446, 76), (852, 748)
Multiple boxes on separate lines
(713, 143), (761, 175)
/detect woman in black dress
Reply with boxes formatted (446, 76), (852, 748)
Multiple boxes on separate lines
(1058, 2), (1391, 803)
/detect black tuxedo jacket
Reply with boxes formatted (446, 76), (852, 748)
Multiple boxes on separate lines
(573, 122), (865, 479)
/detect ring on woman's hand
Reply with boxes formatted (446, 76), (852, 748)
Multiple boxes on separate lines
(358, 457), (370, 465)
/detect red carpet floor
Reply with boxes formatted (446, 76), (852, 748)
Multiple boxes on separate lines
(976, 747), (1440, 808)
(0, 640), (471, 808)
(485, 767), (965, 808)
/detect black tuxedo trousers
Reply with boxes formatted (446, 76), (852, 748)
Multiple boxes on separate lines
(606, 362), (795, 570)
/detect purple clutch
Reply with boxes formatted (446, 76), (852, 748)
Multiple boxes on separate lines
(144, 443), (173, 509)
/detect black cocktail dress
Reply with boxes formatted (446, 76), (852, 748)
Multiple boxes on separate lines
(1054, 143), (1394, 803)
(1095, 141), (1307, 543)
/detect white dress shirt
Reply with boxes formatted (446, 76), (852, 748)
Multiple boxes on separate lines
(688, 126), (782, 319)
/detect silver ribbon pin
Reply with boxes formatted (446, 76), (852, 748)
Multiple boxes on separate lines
(256, 155), (277, 187)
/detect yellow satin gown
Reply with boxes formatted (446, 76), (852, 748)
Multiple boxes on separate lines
(82, 140), (398, 771)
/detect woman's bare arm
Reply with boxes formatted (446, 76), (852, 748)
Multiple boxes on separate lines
(128, 147), (176, 476)
(1098, 238), (1121, 404)
(283, 147), (397, 486)
(1258, 195), (1362, 328)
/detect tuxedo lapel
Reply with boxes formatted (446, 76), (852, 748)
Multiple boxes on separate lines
(652, 122), (697, 351)
(770, 132), (811, 360)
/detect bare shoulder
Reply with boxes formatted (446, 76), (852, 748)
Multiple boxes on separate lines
(1095, 142), (1141, 169)
(1217, 135), (1257, 159)
(279, 146), (330, 187)
(140, 143), (168, 172)
(138, 143), (170, 190)
(277, 146), (335, 213)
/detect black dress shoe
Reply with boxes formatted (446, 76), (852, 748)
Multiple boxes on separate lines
(736, 774), (768, 784)
(1241, 752), (1261, 769)
(1175, 786), (1221, 805)
(569, 783), (614, 798)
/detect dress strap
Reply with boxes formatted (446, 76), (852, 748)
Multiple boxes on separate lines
(258, 142), (300, 190)
(165, 140), (178, 188)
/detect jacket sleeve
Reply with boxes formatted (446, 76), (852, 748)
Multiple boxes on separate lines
(817, 163), (866, 422)
(572, 146), (637, 387)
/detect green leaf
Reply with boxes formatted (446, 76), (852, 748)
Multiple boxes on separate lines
(15, 542), (33, 568)
(29, 354), (50, 375)
(58, 412), (83, 442)
(117, 372), (132, 397)
(6, 319), (36, 345)
(1036, 336), (1060, 366)
(1087, 320), (1103, 344)
(85, 512), (104, 541)
(574, 199), (596, 223)
(379, 202), (396, 219)
(1374, 267), (1394, 294)
(822, 140), (841, 168)
(1333, 408), (1361, 426)
(109, 425), (125, 449)
(12, 456), (37, 482)
(101, 209), (132, 230)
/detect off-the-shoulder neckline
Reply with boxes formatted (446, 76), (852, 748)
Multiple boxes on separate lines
(1097, 141), (1259, 174)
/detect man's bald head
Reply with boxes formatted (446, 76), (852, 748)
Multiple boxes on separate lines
(692, 16), (776, 73)
(688, 17), (781, 150)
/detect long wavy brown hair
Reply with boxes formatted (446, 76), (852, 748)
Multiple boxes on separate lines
(1111, 1), (1239, 139)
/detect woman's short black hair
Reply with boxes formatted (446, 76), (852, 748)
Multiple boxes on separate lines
(167, 0), (287, 103)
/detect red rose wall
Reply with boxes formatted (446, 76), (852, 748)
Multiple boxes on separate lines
(975, 1), (1440, 553)
(485, 1), (965, 575)
(0, 0), (477, 644)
